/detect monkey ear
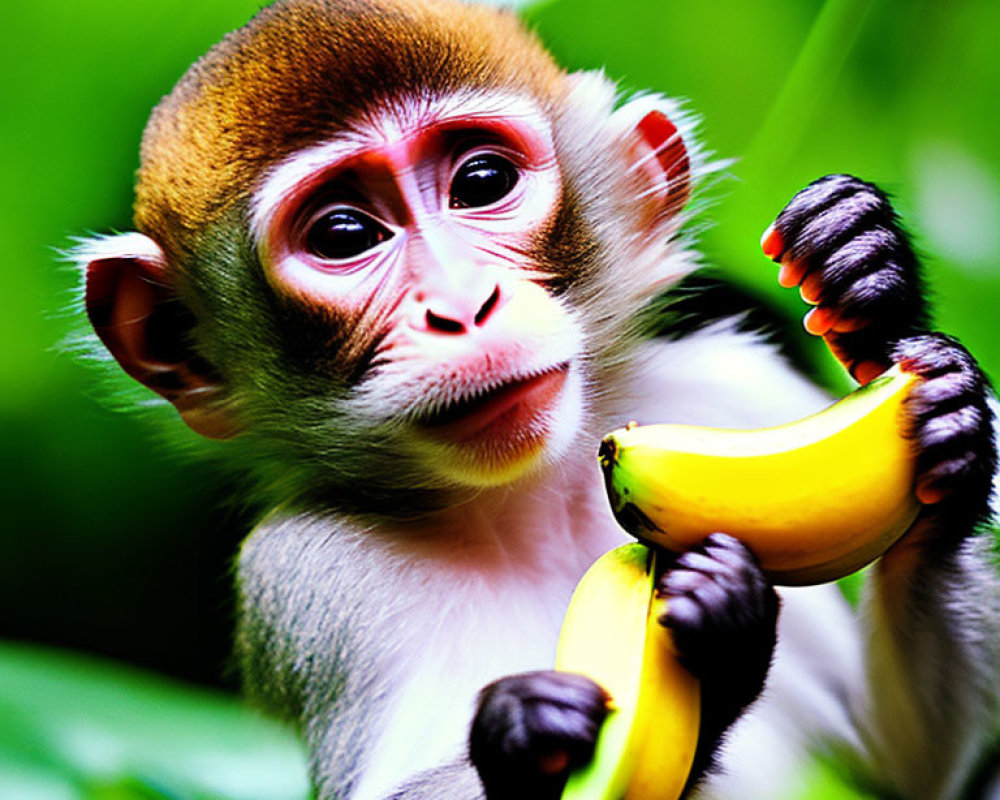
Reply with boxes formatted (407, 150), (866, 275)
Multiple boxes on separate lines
(79, 233), (239, 440)
(614, 100), (691, 219)
(633, 109), (690, 215)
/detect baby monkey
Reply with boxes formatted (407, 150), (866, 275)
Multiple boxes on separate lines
(79, 0), (1000, 798)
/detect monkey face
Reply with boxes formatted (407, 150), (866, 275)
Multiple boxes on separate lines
(79, 0), (697, 514)
(252, 92), (586, 486)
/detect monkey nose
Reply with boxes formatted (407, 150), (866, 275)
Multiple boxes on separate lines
(415, 284), (502, 334)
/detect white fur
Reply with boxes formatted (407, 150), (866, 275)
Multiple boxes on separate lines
(697, 585), (865, 800)
(621, 321), (834, 428)
(347, 328), (853, 799)
(63, 232), (167, 368)
(70, 231), (165, 268)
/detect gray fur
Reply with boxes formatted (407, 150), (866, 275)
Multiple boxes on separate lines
(386, 761), (483, 800)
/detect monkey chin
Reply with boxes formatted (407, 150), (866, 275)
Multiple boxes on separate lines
(412, 365), (582, 488)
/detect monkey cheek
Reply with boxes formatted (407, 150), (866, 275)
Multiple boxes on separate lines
(414, 368), (584, 488)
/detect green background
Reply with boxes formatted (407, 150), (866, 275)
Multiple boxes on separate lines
(2, 0), (998, 797)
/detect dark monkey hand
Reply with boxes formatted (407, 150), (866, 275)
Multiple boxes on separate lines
(469, 534), (778, 799)
(765, 175), (996, 548)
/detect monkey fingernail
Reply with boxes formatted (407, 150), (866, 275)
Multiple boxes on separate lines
(803, 307), (838, 336)
(799, 273), (823, 304)
(777, 260), (807, 289)
(538, 749), (571, 775)
(916, 480), (948, 505)
(761, 223), (785, 261)
(851, 360), (887, 386)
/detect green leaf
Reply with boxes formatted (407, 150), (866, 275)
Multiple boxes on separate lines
(0, 642), (311, 800)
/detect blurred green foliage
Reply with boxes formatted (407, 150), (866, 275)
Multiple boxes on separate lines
(1, 0), (998, 796)
(527, 0), (1000, 385)
(0, 641), (310, 800)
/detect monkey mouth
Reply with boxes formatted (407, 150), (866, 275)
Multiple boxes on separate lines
(415, 363), (571, 444)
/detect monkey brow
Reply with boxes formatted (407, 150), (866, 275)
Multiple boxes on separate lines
(249, 91), (553, 246)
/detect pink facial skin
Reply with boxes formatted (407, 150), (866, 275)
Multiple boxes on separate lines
(254, 94), (579, 476)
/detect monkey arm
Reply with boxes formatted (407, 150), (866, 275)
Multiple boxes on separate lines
(858, 531), (1000, 799)
(759, 176), (1000, 797)
(848, 339), (1000, 798)
(857, 373), (1000, 800)
(236, 513), (408, 799)
(823, 344), (1000, 797)
(238, 514), (487, 800)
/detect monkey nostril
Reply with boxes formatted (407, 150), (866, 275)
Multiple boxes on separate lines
(423, 285), (501, 334)
(426, 308), (465, 334)
(474, 285), (501, 327)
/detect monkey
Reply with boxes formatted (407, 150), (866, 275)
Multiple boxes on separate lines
(75, 0), (1000, 798)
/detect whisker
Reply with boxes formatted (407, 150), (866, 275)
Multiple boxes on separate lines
(634, 181), (672, 202)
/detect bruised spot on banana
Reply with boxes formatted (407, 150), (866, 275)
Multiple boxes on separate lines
(556, 365), (921, 800)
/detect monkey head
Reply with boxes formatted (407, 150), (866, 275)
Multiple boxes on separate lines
(79, 0), (697, 517)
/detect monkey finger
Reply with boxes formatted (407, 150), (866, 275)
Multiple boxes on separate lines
(849, 359), (887, 386)
(537, 749), (571, 775)
(760, 222), (786, 261)
(915, 406), (985, 451)
(804, 307), (873, 337)
(915, 477), (949, 506)
(470, 670), (609, 798)
(778, 259), (809, 289)
(762, 224), (811, 289)
(799, 272), (824, 305)
(830, 314), (869, 334)
(915, 451), (982, 503)
(823, 325), (899, 380)
(803, 306), (839, 336)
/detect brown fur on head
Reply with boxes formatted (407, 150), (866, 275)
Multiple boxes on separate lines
(136, 0), (565, 263)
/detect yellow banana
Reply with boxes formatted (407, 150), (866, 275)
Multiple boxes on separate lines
(555, 543), (700, 800)
(599, 365), (921, 585)
(554, 366), (920, 800)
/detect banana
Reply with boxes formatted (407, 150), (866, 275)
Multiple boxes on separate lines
(555, 543), (700, 800)
(553, 366), (920, 799)
(599, 365), (921, 585)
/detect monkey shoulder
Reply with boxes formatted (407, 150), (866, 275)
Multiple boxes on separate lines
(235, 513), (393, 717)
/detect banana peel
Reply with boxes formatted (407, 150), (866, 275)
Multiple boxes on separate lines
(555, 543), (699, 800)
(555, 365), (922, 799)
(599, 364), (921, 585)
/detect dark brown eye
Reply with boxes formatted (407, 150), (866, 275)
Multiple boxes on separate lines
(306, 209), (392, 260)
(449, 154), (519, 209)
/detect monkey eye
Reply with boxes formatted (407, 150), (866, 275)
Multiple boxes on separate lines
(305, 208), (393, 261)
(449, 154), (520, 210)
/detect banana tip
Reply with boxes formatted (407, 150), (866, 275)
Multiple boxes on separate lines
(598, 434), (619, 470)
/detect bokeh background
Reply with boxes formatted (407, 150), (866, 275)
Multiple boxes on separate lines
(2, 0), (998, 797)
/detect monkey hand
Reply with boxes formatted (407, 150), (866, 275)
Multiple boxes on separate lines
(469, 670), (609, 800)
(762, 174), (928, 385)
(887, 333), (997, 552)
(469, 535), (778, 800)
(655, 533), (779, 782)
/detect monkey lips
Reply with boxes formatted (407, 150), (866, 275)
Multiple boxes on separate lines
(413, 364), (571, 480)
